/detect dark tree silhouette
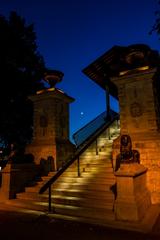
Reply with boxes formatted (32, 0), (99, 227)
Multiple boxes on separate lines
(150, 1), (160, 36)
(0, 11), (46, 149)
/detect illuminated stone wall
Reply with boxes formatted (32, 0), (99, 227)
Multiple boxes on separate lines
(111, 68), (160, 203)
(26, 89), (75, 170)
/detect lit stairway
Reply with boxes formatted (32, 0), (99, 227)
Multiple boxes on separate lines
(7, 119), (120, 224)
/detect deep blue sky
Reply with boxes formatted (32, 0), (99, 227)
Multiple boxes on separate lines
(0, 0), (160, 141)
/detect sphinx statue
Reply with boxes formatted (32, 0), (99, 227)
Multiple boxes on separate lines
(115, 135), (140, 171)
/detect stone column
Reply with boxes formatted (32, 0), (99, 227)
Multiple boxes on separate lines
(0, 164), (16, 201)
(26, 88), (75, 170)
(111, 69), (160, 203)
(114, 163), (151, 221)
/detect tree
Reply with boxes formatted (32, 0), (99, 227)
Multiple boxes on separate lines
(0, 11), (46, 149)
(150, 1), (160, 36)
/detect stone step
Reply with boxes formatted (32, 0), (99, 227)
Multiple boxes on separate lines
(52, 189), (115, 200)
(51, 195), (114, 210)
(24, 167), (116, 192)
(34, 175), (116, 191)
(40, 170), (116, 179)
(61, 171), (80, 177)
(5, 122), (120, 225)
(71, 163), (113, 170)
(82, 172), (115, 178)
(41, 176), (53, 182)
(53, 203), (115, 221)
(47, 171), (57, 177)
(52, 182), (113, 191)
(25, 185), (41, 193)
(65, 163), (113, 173)
(64, 162), (113, 169)
(82, 166), (114, 172)
(83, 145), (112, 151)
(98, 152), (112, 156)
(60, 169), (113, 175)
(98, 147), (112, 152)
(81, 151), (112, 156)
(35, 169), (115, 187)
(79, 159), (113, 164)
(79, 158), (112, 163)
(7, 199), (115, 221)
(78, 165), (113, 171)
(82, 147), (112, 152)
(80, 154), (112, 159)
(25, 180), (114, 193)
(36, 176), (115, 187)
(37, 172), (57, 182)
(88, 141), (113, 147)
(16, 192), (44, 201)
(6, 198), (49, 212)
(17, 188), (115, 202)
(16, 193), (114, 210)
(80, 165), (113, 171)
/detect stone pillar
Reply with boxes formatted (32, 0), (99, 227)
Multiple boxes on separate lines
(26, 88), (75, 170)
(0, 163), (38, 201)
(114, 163), (151, 221)
(111, 69), (160, 203)
(0, 164), (16, 201)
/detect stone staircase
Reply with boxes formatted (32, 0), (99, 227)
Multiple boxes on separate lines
(7, 124), (120, 224)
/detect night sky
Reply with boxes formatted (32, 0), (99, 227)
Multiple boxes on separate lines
(0, 0), (160, 141)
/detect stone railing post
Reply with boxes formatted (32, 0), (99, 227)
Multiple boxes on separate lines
(0, 163), (17, 201)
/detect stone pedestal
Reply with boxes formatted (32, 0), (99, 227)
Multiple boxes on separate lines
(0, 164), (13, 201)
(114, 163), (151, 221)
(0, 163), (38, 201)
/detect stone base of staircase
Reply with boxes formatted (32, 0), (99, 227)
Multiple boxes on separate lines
(3, 124), (159, 233)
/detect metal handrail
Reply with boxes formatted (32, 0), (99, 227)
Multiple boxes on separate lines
(73, 109), (116, 147)
(39, 112), (119, 212)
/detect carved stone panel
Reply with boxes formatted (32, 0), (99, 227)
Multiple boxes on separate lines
(39, 115), (48, 128)
(130, 102), (143, 118)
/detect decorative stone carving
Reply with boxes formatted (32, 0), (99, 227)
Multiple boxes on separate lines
(130, 102), (143, 117)
(115, 135), (140, 171)
(39, 115), (48, 128)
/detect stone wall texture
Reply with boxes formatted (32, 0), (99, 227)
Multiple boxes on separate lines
(26, 89), (75, 170)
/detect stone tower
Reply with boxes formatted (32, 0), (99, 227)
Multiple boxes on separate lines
(26, 70), (75, 170)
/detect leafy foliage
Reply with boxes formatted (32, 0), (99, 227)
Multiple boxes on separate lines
(150, 1), (160, 36)
(0, 11), (46, 148)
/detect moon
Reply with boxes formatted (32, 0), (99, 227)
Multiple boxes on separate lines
(80, 112), (84, 115)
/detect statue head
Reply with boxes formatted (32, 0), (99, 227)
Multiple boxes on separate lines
(120, 135), (132, 153)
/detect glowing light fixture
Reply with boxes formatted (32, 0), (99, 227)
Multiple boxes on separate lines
(36, 87), (55, 95)
(119, 66), (149, 76)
